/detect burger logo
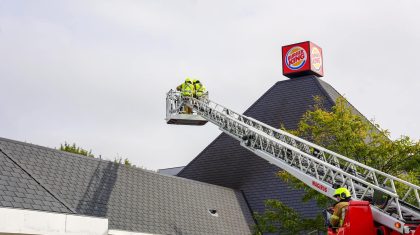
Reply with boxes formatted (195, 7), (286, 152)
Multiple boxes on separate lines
(311, 47), (322, 71)
(285, 46), (307, 70)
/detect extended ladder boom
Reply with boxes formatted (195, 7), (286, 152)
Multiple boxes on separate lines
(166, 90), (420, 234)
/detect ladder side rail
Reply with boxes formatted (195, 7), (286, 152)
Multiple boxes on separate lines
(246, 144), (408, 234)
(245, 125), (400, 199)
(166, 90), (175, 119)
(243, 118), (420, 208)
(169, 93), (416, 233)
(186, 96), (401, 200)
(244, 116), (420, 194)
(166, 90), (184, 114)
(243, 130), (411, 233)
(232, 121), (416, 231)
(188, 96), (419, 193)
(189, 96), (420, 220)
(189, 95), (420, 206)
(238, 133), (408, 234)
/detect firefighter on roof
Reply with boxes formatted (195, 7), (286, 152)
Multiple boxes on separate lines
(330, 187), (351, 228)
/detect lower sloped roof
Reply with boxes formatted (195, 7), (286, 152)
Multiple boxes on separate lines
(0, 150), (72, 213)
(0, 137), (254, 235)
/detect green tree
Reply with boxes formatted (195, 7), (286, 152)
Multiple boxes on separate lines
(59, 142), (136, 167)
(291, 97), (420, 176)
(59, 142), (94, 158)
(253, 200), (324, 235)
(114, 156), (133, 167)
(253, 96), (420, 233)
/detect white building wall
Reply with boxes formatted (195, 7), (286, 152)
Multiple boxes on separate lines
(108, 229), (158, 235)
(0, 207), (108, 235)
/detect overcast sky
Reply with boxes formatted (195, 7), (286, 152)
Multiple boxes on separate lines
(1, 1), (419, 170)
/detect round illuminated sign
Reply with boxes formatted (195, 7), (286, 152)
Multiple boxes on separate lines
(311, 47), (322, 71)
(285, 46), (307, 70)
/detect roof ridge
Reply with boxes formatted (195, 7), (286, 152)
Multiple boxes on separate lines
(0, 146), (76, 214)
(0, 137), (105, 162)
(158, 166), (185, 170)
(313, 77), (336, 107)
(0, 136), (242, 192)
(244, 76), (319, 115)
(315, 78), (374, 124)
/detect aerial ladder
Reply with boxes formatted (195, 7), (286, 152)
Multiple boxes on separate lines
(166, 90), (420, 235)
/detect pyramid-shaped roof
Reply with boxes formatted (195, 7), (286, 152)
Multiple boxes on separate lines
(178, 76), (364, 217)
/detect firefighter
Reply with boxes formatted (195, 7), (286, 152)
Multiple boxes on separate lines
(193, 79), (207, 99)
(177, 78), (194, 97)
(329, 187), (351, 228)
(176, 78), (194, 114)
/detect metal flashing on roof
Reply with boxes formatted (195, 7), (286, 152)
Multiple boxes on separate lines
(157, 166), (185, 176)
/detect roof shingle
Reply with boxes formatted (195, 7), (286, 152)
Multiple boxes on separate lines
(0, 150), (72, 214)
(0, 137), (254, 234)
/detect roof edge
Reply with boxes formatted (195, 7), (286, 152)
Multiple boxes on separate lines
(313, 77), (336, 107)
(0, 137), (105, 162)
(0, 136), (245, 193)
(315, 78), (375, 124)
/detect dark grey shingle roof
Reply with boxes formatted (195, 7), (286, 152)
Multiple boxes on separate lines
(178, 76), (363, 218)
(0, 150), (71, 213)
(0, 137), (254, 235)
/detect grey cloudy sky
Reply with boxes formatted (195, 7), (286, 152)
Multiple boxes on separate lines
(1, 1), (419, 170)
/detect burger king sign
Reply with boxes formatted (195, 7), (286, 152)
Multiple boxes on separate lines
(285, 46), (307, 70)
(282, 41), (324, 78)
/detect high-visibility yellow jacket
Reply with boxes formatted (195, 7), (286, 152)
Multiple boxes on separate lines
(194, 83), (206, 97)
(330, 201), (349, 227)
(177, 82), (194, 97)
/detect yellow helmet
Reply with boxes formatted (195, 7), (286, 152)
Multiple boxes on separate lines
(334, 187), (351, 200)
(185, 78), (192, 84)
(193, 79), (200, 84)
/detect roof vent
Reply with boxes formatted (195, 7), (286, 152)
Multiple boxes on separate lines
(208, 209), (218, 217)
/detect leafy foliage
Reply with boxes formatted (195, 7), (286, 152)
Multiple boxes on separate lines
(291, 97), (420, 176)
(253, 96), (420, 233)
(253, 200), (325, 235)
(59, 142), (94, 158)
(60, 142), (137, 168)
(114, 156), (133, 167)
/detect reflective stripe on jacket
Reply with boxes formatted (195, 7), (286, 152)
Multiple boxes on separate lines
(194, 83), (206, 97)
(330, 201), (349, 227)
(181, 82), (194, 96)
